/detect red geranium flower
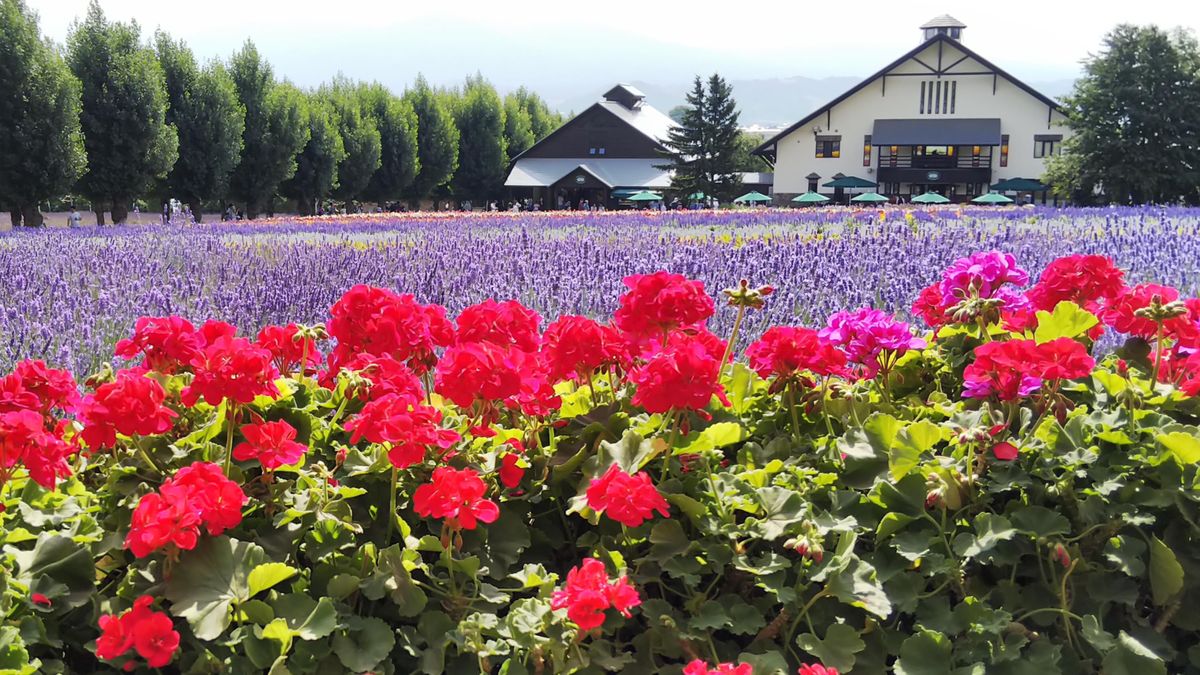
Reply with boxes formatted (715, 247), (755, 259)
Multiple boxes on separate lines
(412, 467), (499, 530)
(992, 441), (1019, 461)
(79, 370), (178, 450)
(96, 596), (180, 669)
(256, 324), (319, 375)
(456, 299), (542, 351)
(550, 558), (640, 631)
(798, 666), (839, 675)
(344, 394), (460, 468)
(912, 282), (949, 328)
(1026, 254), (1125, 311)
(684, 660), (753, 675)
(232, 420), (307, 470)
(11, 360), (79, 413)
(745, 326), (847, 381)
(1032, 338), (1096, 381)
(435, 342), (524, 408)
(630, 332), (729, 413)
(115, 316), (203, 373)
(328, 285), (455, 374)
(613, 271), (714, 340)
(125, 462), (246, 557)
(963, 340), (1043, 400)
(1100, 283), (1181, 339)
(181, 335), (279, 407)
(542, 315), (623, 382)
(499, 453), (524, 489)
(324, 352), (425, 401)
(0, 410), (73, 490)
(585, 464), (670, 527)
(0, 374), (40, 414)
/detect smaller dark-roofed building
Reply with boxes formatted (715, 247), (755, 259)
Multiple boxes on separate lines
(504, 84), (677, 209)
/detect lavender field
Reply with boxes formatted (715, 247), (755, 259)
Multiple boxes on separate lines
(3, 206), (1200, 376)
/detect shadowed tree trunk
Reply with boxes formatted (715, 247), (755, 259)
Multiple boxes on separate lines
(9, 210), (21, 228)
(110, 201), (129, 224)
(94, 200), (106, 226)
(20, 204), (44, 227)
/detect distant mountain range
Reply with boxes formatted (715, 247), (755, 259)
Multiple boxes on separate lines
(545, 76), (1077, 129)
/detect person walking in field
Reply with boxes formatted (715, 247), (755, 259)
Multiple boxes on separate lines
(68, 207), (82, 228)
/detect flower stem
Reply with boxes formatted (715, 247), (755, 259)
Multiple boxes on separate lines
(386, 466), (399, 543)
(1149, 320), (1165, 393)
(719, 305), (747, 372)
(660, 412), (681, 482)
(786, 384), (802, 443)
(223, 404), (239, 477)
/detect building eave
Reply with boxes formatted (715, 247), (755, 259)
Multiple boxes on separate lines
(752, 34), (1066, 158)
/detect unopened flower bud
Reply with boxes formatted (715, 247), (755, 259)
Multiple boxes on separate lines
(1053, 543), (1070, 569)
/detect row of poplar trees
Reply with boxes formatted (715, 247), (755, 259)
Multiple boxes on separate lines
(0, 1), (562, 225)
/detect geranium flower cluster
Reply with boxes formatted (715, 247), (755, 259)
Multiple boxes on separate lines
(963, 338), (1096, 400)
(585, 464), (671, 527)
(232, 419), (307, 470)
(412, 466), (499, 531)
(0, 360), (78, 490)
(96, 596), (180, 669)
(550, 558), (641, 631)
(746, 326), (847, 387)
(819, 308), (925, 379)
(683, 660), (752, 675)
(327, 284), (454, 374)
(78, 369), (177, 450)
(125, 462), (247, 558)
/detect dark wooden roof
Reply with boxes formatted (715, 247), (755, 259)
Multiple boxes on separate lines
(754, 34), (1064, 158)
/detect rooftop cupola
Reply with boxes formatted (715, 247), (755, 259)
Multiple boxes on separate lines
(920, 14), (966, 42)
(603, 83), (646, 110)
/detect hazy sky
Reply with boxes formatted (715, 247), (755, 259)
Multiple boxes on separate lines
(31, 0), (1200, 106)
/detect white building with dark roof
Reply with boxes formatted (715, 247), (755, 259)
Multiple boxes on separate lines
(756, 16), (1069, 203)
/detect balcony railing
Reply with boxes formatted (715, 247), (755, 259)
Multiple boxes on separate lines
(878, 154), (993, 169)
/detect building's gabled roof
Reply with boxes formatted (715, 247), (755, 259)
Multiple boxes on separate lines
(753, 33), (1064, 158)
(504, 158), (672, 188)
(507, 88), (678, 165)
(921, 14), (966, 29)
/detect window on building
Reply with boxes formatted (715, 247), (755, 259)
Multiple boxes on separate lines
(815, 136), (841, 158)
(862, 135), (872, 167)
(1000, 135), (1010, 167)
(935, 81), (942, 114)
(587, 134), (606, 156)
(950, 81), (957, 113)
(1034, 135), (1062, 158)
(919, 81), (925, 114)
(807, 176), (819, 192)
(888, 145), (898, 167)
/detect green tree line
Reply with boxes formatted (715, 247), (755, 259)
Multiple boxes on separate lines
(0, 0), (563, 225)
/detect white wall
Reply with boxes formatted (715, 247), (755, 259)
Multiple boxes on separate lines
(772, 41), (1071, 195)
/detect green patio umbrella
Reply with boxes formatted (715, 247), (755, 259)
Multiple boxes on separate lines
(850, 191), (889, 203)
(626, 191), (662, 202)
(791, 191), (830, 204)
(822, 176), (877, 189)
(686, 192), (708, 201)
(733, 191), (773, 204)
(990, 177), (1047, 192)
(971, 192), (1014, 204)
(912, 192), (951, 204)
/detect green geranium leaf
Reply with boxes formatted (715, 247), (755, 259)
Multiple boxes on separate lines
(1010, 506), (1070, 538)
(954, 514), (1015, 560)
(1156, 432), (1200, 465)
(166, 537), (264, 640)
(895, 630), (953, 675)
(601, 430), (656, 472)
(796, 623), (865, 672)
(1034, 302), (1098, 343)
(1080, 615), (1116, 652)
(1148, 536), (1184, 605)
(877, 512), (915, 539)
(272, 594), (337, 640)
(1104, 535), (1146, 577)
(1101, 631), (1166, 675)
(735, 650), (790, 675)
(248, 563), (299, 597)
(690, 600), (731, 631)
(751, 487), (807, 540)
(0, 626), (39, 674)
(333, 616), (395, 672)
(826, 558), (892, 619)
(13, 534), (95, 610)
(891, 420), (945, 480)
(648, 519), (693, 561)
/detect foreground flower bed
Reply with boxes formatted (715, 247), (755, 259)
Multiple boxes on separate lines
(4, 207), (1200, 375)
(2, 250), (1200, 673)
